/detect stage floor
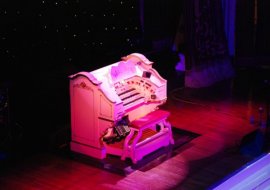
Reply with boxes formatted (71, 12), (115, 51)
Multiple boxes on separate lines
(1, 53), (270, 190)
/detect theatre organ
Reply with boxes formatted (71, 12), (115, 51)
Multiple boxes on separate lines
(69, 53), (174, 163)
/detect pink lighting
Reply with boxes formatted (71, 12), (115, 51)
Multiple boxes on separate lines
(69, 53), (174, 163)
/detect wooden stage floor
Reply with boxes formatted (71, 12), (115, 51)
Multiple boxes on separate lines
(1, 62), (270, 190)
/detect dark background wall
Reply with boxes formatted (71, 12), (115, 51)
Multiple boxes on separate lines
(0, 0), (145, 153)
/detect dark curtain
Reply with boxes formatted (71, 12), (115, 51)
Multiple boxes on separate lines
(173, 0), (235, 88)
(184, 0), (229, 70)
(221, 0), (236, 57)
(235, 0), (255, 57)
(256, 0), (270, 56)
(236, 0), (270, 57)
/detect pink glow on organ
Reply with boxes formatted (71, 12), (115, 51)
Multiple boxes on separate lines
(69, 53), (174, 163)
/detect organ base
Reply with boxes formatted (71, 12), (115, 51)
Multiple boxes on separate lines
(70, 141), (106, 160)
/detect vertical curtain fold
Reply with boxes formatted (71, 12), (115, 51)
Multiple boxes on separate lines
(182, 0), (235, 88)
(221, 0), (236, 57)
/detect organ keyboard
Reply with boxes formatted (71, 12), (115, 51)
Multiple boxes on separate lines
(69, 53), (174, 163)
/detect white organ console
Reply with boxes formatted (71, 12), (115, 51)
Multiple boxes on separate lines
(69, 53), (174, 163)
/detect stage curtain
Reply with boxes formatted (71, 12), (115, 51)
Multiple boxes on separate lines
(221, 0), (236, 57)
(177, 0), (235, 88)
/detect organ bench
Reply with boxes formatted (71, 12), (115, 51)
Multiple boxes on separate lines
(121, 109), (174, 163)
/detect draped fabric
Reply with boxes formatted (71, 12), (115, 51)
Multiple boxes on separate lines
(182, 0), (235, 88)
(221, 0), (236, 56)
(185, 0), (229, 67)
